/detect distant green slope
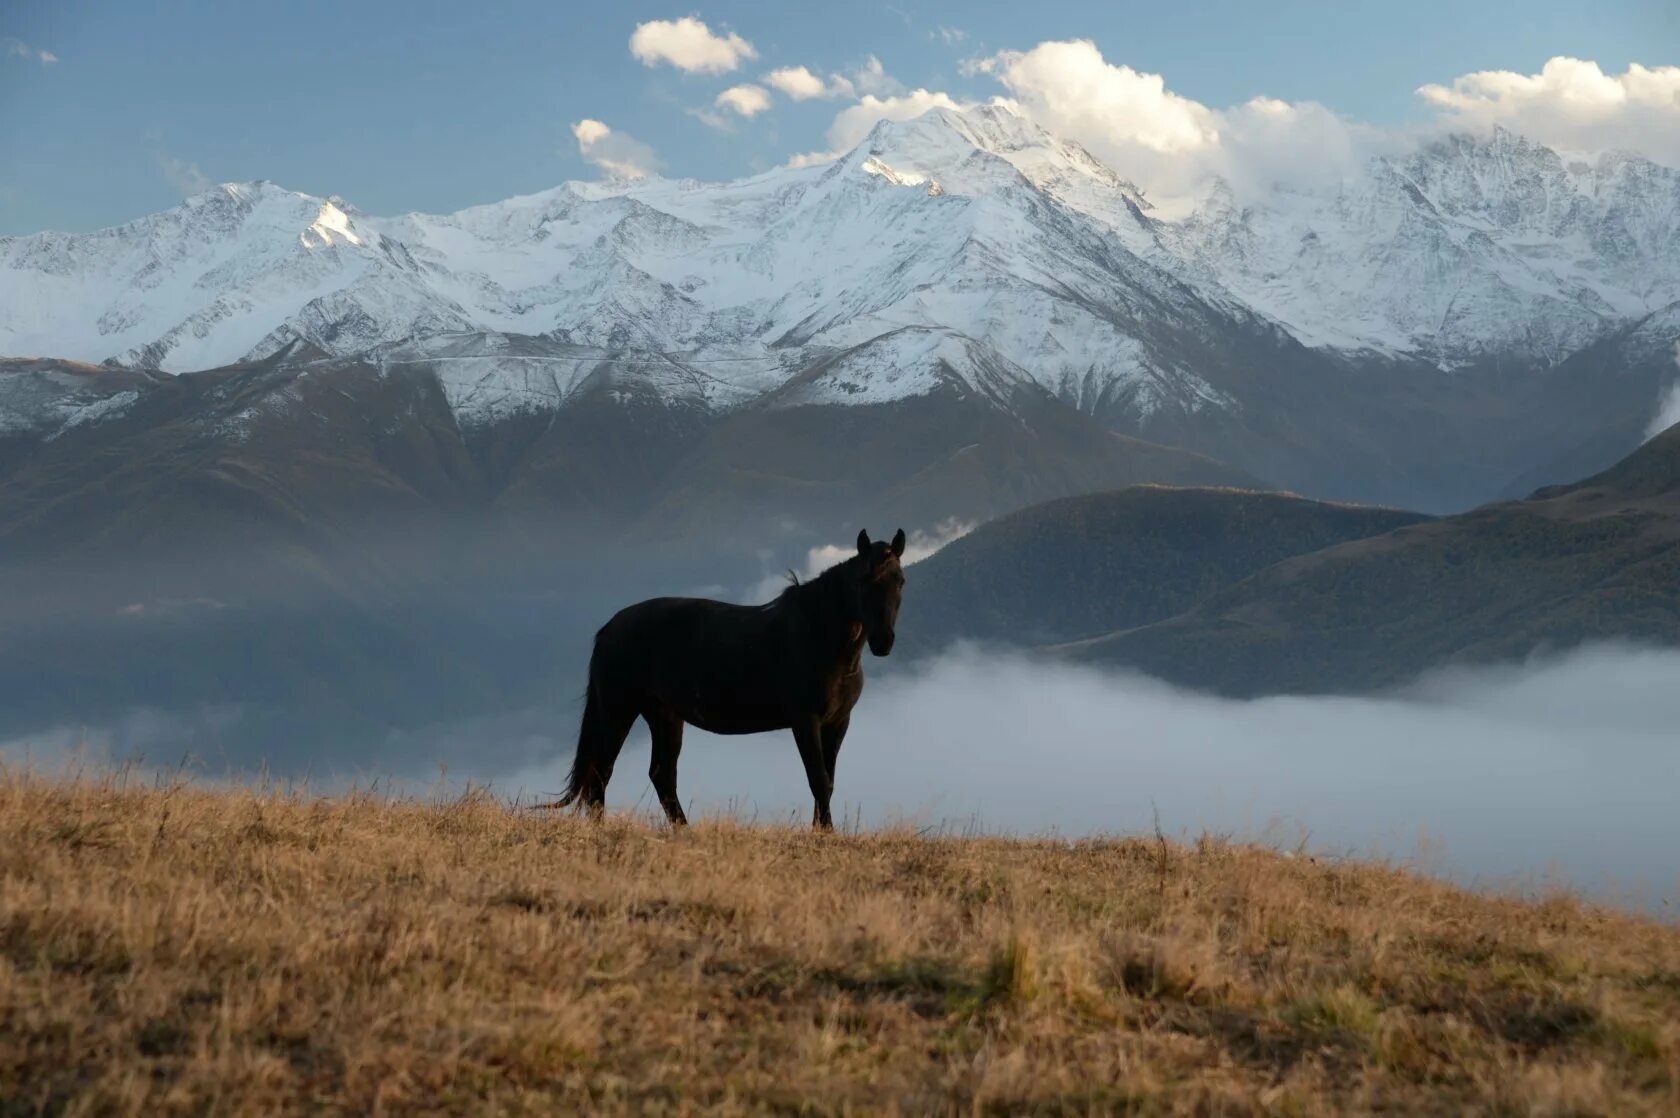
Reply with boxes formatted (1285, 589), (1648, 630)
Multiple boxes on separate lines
(902, 486), (1430, 653)
(1072, 426), (1680, 694)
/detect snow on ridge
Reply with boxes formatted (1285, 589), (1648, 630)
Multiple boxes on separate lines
(0, 364), (144, 438)
(2, 105), (1679, 432)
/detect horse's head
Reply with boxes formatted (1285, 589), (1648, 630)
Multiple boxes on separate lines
(854, 528), (906, 656)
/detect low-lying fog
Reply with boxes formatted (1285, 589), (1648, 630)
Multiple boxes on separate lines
(499, 644), (1679, 911)
(6, 644), (1676, 911)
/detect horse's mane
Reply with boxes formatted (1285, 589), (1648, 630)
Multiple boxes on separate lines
(774, 553), (862, 610)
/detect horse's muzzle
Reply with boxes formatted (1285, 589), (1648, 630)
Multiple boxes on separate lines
(868, 631), (895, 657)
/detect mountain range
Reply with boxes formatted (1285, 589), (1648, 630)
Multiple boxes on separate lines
(4, 103), (1678, 526)
(1, 103), (1678, 768)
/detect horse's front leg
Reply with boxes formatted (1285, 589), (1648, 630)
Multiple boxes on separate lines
(822, 715), (850, 810)
(791, 716), (833, 831)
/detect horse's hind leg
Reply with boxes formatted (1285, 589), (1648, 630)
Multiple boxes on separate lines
(646, 709), (688, 826)
(580, 700), (637, 818)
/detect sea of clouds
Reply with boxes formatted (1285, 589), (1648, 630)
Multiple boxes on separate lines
(495, 643), (1680, 911)
(7, 642), (1676, 911)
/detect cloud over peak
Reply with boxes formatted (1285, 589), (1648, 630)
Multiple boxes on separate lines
(570, 118), (661, 180)
(629, 17), (756, 74)
(1419, 57), (1680, 165)
(949, 42), (1680, 198)
(973, 40), (1220, 156)
(159, 156), (211, 197)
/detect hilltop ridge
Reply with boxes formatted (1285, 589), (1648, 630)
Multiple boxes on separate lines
(3, 772), (1676, 1113)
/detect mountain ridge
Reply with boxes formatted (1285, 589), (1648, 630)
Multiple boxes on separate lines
(7, 106), (1676, 378)
(4, 104), (1678, 514)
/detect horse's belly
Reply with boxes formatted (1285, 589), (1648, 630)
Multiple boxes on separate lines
(686, 706), (787, 736)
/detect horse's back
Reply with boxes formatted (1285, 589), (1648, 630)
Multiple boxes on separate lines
(598, 595), (763, 640)
(590, 595), (791, 731)
(593, 595), (774, 675)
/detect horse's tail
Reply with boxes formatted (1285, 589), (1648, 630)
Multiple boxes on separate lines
(547, 647), (612, 810)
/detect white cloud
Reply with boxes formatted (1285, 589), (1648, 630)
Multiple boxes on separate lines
(1419, 57), (1680, 165)
(715, 83), (771, 117)
(783, 149), (842, 170)
(688, 107), (732, 131)
(159, 156), (211, 196)
(774, 57), (920, 164)
(1646, 345), (1680, 442)
(933, 26), (966, 45)
(765, 65), (853, 101)
(570, 118), (661, 180)
(2, 36), (57, 66)
(571, 119), (610, 146)
(975, 40), (1219, 158)
(964, 39), (1390, 196)
(629, 16), (756, 74)
(1215, 96), (1394, 195)
(743, 519), (974, 604)
(779, 44), (1677, 200)
(850, 55), (901, 97)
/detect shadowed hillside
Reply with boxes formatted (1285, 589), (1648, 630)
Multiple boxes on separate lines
(1073, 425), (1680, 693)
(3, 772), (1677, 1114)
(0, 354), (1253, 765)
(903, 486), (1429, 653)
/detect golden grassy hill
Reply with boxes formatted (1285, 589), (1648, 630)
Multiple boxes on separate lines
(2, 771), (1677, 1115)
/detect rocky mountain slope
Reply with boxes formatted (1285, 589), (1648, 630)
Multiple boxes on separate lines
(0, 344), (1250, 579)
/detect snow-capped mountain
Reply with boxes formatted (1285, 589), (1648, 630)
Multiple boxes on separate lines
(7, 105), (1677, 391)
(3, 104), (1678, 512)
(1161, 128), (1680, 362)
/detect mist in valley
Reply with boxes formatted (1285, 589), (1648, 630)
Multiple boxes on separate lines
(1644, 344), (1680, 441)
(11, 639), (1676, 911)
(479, 644), (1680, 910)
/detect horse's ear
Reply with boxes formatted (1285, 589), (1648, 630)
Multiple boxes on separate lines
(890, 528), (906, 557)
(857, 529), (871, 555)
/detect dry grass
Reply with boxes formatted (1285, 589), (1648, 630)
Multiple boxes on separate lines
(2, 770), (1678, 1116)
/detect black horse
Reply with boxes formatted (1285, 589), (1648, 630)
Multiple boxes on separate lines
(546, 528), (907, 829)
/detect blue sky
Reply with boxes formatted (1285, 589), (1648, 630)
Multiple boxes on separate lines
(1, 0), (1675, 234)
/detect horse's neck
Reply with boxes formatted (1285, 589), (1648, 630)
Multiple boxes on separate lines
(785, 574), (864, 670)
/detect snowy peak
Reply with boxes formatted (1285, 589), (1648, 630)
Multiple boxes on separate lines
(1166, 126), (1680, 361)
(172, 181), (377, 249)
(1, 104), (1677, 425)
(843, 104), (1146, 213)
(302, 199), (366, 248)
